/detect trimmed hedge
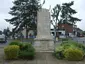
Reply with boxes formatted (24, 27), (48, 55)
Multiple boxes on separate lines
(4, 45), (19, 60)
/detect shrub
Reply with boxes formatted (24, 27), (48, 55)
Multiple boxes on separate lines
(18, 50), (35, 59)
(55, 46), (64, 59)
(62, 38), (68, 41)
(4, 41), (35, 60)
(9, 40), (21, 46)
(4, 45), (19, 60)
(20, 43), (32, 50)
(18, 43), (35, 59)
(74, 43), (85, 53)
(55, 39), (85, 60)
(63, 48), (84, 61)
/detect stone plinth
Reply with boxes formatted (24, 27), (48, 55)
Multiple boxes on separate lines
(34, 9), (54, 52)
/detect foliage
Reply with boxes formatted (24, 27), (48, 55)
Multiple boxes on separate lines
(5, 0), (41, 38)
(55, 39), (85, 61)
(60, 1), (81, 25)
(9, 40), (21, 46)
(18, 43), (35, 59)
(51, 4), (61, 43)
(5, 41), (35, 60)
(61, 40), (85, 51)
(55, 46), (64, 59)
(82, 31), (85, 35)
(62, 38), (69, 41)
(51, 1), (81, 35)
(20, 43), (32, 50)
(3, 27), (11, 38)
(4, 45), (19, 60)
(63, 48), (84, 61)
(18, 49), (35, 59)
(0, 30), (2, 35)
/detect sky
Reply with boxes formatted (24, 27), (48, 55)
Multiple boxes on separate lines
(0, 0), (85, 31)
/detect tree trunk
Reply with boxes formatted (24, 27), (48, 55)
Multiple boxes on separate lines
(26, 25), (28, 39)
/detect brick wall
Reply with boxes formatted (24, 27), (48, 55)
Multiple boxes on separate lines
(58, 24), (73, 33)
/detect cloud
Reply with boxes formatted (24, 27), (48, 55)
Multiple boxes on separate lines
(0, 0), (85, 31)
(0, 0), (13, 30)
(0, 13), (13, 30)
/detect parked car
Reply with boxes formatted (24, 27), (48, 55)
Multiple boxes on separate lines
(0, 34), (6, 43)
(79, 34), (84, 37)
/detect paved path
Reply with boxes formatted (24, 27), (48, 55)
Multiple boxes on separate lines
(0, 48), (85, 64)
(0, 39), (85, 64)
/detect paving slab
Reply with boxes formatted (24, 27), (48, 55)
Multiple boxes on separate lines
(0, 47), (85, 64)
(26, 60), (37, 64)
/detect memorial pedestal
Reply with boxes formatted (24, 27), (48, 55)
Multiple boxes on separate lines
(34, 9), (54, 52)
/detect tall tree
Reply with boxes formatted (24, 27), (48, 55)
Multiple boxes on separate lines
(51, 1), (81, 39)
(60, 1), (81, 24)
(0, 30), (2, 35)
(60, 1), (81, 36)
(5, 0), (41, 38)
(51, 4), (61, 43)
(3, 27), (11, 39)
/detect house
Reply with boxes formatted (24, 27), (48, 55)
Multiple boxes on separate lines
(76, 28), (83, 37)
(58, 23), (74, 37)
(51, 29), (66, 38)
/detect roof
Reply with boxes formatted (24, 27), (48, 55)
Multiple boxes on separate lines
(76, 28), (83, 32)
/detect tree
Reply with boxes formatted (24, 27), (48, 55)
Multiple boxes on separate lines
(0, 30), (2, 35)
(60, 1), (81, 37)
(82, 31), (85, 36)
(51, 1), (81, 40)
(51, 4), (61, 43)
(60, 1), (81, 25)
(3, 27), (11, 38)
(5, 0), (41, 38)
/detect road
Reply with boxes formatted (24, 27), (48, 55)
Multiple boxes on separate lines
(0, 39), (13, 48)
(72, 37), (85, 44)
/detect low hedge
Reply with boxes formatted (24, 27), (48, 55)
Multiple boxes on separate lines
(4, 45), (19, 60)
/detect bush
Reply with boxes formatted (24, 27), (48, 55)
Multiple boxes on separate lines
(63, 48), (84, 61)
(19, 43), (31, 50)
(55, 46), (64, 59)
(9, 40), (21, 46)
(62, 38), (68, 41)
(74, 43), (85, 53)
(18, 50), (35, 59)
(4, 41), (35, 60)
(4, 45), (19, 60)
(9, 41), (29, 50)
(55, 39), (85, 61)
(18, 43), (35, 59)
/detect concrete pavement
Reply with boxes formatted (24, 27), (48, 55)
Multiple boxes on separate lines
(0, 52), (85, 64)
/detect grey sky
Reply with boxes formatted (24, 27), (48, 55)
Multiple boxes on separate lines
(0, 0), (85, 31)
